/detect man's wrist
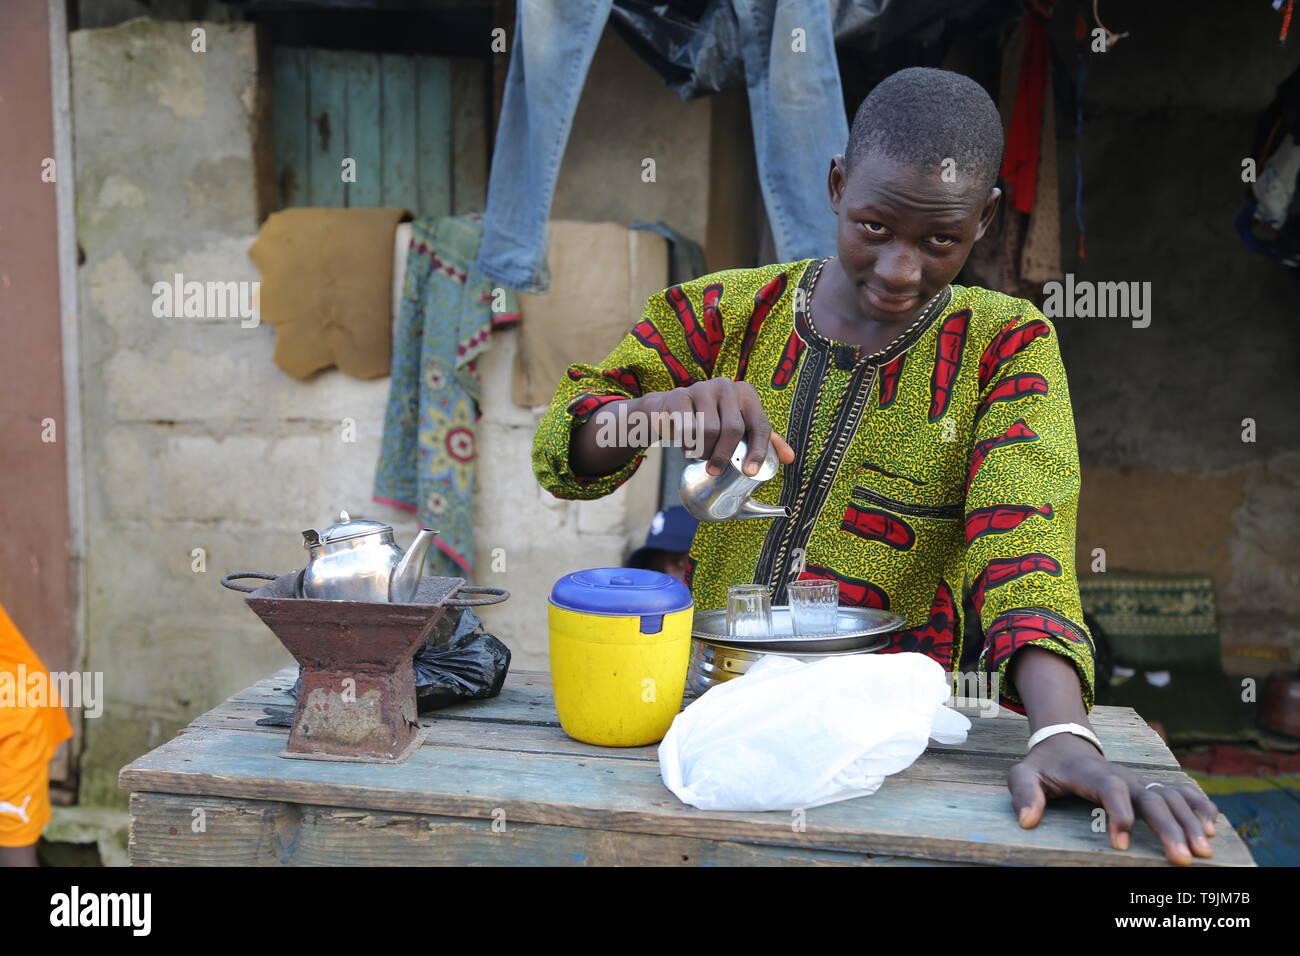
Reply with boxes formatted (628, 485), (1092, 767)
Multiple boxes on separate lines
(1027, 722), (1104, 757)
(1010, 645), (1089, 731)
(571, 397), (644, 477)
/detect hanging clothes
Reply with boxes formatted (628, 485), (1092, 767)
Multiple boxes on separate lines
(966, 11), (1062, 299)
(473, 0), (847, 294)
(373, 214), (520, 577)
(1000, 10), (1049, 215)
(1237, 60), (1300, 275)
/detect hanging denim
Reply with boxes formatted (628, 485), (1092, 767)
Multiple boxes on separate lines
(732, 0), (848, 269)
(374, 214), (520, 577)
(473, 0), (848, 293)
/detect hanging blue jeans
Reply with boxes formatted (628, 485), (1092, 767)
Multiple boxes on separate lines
(472, 0), (848, 293)
(733, 0), (848, 270)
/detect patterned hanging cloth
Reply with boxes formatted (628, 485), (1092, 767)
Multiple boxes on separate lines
(373, 214), (520, 577)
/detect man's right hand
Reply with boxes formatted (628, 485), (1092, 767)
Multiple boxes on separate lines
(571, 379), (795, 479)
(637, 379), (794, 476)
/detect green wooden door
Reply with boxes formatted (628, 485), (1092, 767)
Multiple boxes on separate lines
(272, 47), (486, 215)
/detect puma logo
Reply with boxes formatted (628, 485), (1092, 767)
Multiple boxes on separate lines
(0, 795), (32, 823)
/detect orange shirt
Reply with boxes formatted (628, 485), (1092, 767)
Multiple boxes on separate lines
(0, 601), (74, 768)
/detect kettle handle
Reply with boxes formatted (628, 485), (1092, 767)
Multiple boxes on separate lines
(444, 585), (510, 607)
(220, 571), (279, 593)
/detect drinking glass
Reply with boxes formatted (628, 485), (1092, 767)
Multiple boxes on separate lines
(727, 584), (773, 639)
(789, 579), (840, 635)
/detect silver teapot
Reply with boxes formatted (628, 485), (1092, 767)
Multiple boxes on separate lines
(299, 511), (437, 603)
(679, 439), (791, 522)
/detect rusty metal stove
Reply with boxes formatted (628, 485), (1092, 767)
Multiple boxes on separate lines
(222, 570), (506, 764)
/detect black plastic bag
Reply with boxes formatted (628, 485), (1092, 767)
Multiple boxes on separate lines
(257, 606), (512, 726)
(609, 0), (744, 100)
(413, 611), (512, 712)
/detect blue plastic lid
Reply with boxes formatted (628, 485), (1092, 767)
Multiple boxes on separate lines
(549, 568), (693, 616)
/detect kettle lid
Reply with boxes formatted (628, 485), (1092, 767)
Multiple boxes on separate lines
(313, 510), (393, 546)
(728, 438), (778, 481)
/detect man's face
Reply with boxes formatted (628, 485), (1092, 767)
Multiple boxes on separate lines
(828, 150), (1000, 326)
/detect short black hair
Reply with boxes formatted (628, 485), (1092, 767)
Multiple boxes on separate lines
(844, 67), (1004, 195)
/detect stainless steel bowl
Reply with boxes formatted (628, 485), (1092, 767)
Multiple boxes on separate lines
(683, 605), (903, 697)
(685, 634), (892, 697)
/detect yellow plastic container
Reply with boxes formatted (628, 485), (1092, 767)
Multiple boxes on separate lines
(549, 569), (694, 747)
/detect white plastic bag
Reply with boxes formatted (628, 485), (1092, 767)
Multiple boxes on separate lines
(658, 652), (970, 811)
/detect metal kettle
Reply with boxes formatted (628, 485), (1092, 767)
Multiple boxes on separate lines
(679, 439), (791, 522)
(299, 511), (437, 603)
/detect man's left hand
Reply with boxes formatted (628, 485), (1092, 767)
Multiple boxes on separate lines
(1009, 732), (1219, 865)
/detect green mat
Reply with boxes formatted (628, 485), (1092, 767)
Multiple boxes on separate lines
(1079, 570), (1221, 671)
(1080, 571), (1259, 745)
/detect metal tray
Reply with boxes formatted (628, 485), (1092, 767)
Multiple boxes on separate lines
(691, 605), (904, 653)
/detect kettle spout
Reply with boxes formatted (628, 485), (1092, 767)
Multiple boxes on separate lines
(736, 500), (792, 520)
(389, 528), (438, 603)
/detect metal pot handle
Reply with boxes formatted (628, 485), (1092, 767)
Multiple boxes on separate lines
(443, 585), (510, 607)
(221, 571), (279, 593)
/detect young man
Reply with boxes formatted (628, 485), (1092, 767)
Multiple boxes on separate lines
(533, 68), (1217, 863)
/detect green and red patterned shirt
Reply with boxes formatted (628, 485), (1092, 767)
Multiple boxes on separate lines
(532, 256), (1096, 710)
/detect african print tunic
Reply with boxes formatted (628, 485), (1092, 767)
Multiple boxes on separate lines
(532, 257), (1096, 710)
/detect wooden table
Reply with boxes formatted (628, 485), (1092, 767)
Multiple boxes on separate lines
(120, 666), (1255, 866)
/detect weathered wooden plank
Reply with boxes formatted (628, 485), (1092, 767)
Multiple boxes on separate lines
(450, 58), (487, 214)
(119, 726), (1252, 866)
(271, 47), (308, 209)
(128, 792), (965, 867)
(245, 665), (297, 691)
(379, 53), (418, 210)
(306, 48), (348, 207)
(228, 668), (558, 725)
(220, 668), (1178, 769)
(415, 55), (452, 217)
(231, 666), (1141, 728)
(343, 51), (381, 208)
(934, 707), (1178, 769)
(187, 699), (1188, 797)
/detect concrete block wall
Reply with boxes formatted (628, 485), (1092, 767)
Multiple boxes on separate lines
(69, 18), (681, 806)
(70, 19), (407, 806)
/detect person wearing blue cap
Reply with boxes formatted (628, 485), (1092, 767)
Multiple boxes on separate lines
(624, 506), (698, 584)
